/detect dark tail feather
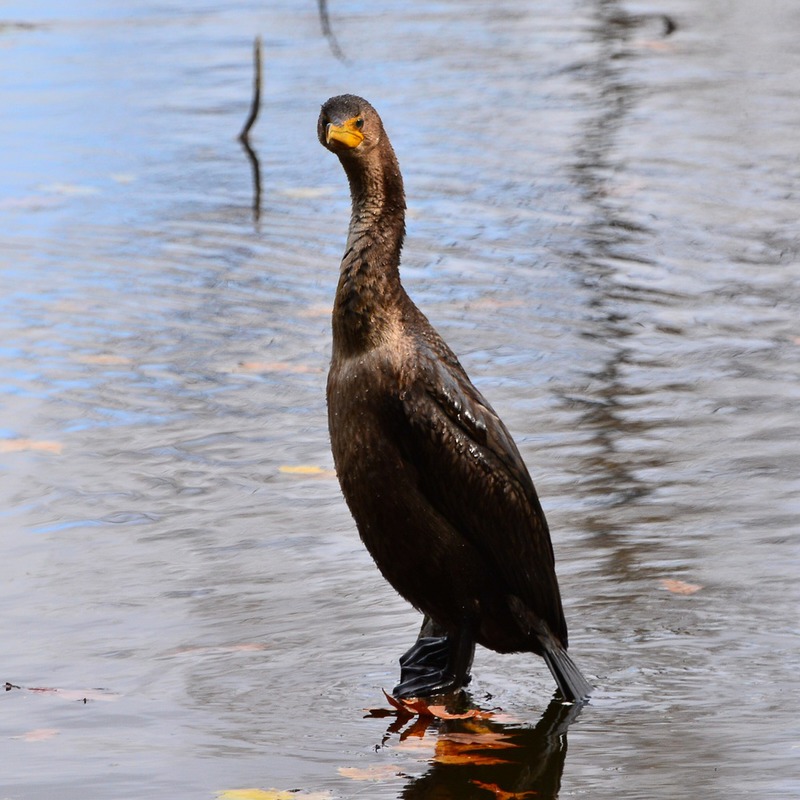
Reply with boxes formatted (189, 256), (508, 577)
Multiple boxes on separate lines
(543, 646), (592, 702)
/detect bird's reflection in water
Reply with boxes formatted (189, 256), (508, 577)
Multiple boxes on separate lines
(376, 695), (582, 800)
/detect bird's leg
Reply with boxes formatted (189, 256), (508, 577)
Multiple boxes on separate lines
(392, 615), (475, 698)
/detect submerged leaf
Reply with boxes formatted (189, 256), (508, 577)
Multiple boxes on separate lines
(337, 764), (402, 781)
(41, 182), (100, 196)
(77, 354), (132, 366)
(279, 465), (335, 477)
(278, 187), (335, 199)
(217, 793), (290, 800)
(0, 438), (63, 454)
(660, 578), (702, 595)
(14, 728), (59, 742)
(216, 791), (330, 800)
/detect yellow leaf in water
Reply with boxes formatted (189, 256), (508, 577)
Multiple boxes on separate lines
(278, 187), (335, 199)
(337, 765), (402, 781)
(660, 578), (702, 595)
(279, 465), (334, 477)
(0, 439), (63, 454)
(41, 182), (100, 196)
(78, 354), (132, 366)
(216, 791), (333, 800)
(466, 297), (525, 311)
(298, 303), (332, 319)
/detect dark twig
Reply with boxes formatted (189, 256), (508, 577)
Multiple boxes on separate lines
(318, 0), (348, 63)
(238, 35), (263, 222)
(239, 35), (262, 142)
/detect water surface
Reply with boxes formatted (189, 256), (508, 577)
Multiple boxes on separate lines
(1, 1), (798, 798)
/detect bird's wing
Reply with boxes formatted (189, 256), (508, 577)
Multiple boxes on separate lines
(393, 336), (565, 632)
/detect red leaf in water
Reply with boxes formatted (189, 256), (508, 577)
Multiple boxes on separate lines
(379, 690), (494, 721)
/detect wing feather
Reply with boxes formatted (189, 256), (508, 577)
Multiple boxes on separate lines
(391, 335), (566, 641)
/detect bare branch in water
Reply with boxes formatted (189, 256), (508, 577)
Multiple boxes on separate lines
(318, 0), (348, 63)
(239, 35), (262, 142)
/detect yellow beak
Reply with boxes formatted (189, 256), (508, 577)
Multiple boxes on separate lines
(325, 118), (364, 149)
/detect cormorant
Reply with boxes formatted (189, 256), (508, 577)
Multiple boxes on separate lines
(318, 94), (591, 702)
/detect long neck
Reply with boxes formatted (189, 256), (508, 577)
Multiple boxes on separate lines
(333, 141), (407, 356)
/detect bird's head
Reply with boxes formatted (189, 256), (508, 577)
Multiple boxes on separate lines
(318, 94), (383, 157)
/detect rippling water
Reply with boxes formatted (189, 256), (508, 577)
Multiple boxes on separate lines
(1, 1), (798, 798)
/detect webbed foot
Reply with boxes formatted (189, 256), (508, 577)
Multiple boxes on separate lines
(392, 616), (475, 699)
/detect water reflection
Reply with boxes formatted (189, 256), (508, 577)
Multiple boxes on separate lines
(2, 1), (798, 798)
(394, 697), (582, 800)
(239, 135), (262, 223)
(562, 1), (675, 550)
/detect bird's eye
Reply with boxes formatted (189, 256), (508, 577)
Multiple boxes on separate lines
(355, 117), (364, 129)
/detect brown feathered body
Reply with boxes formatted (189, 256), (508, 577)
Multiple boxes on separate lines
(319, 95), (589, 698)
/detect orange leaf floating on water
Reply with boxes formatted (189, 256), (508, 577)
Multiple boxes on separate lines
(427, 704), (494, 720)
(380, 690), (494, 721)
(337, 764), (402, 781)
(471, 780), (539, 799)
(0, 438), (63, 454)
(660, 578), (702, 595)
